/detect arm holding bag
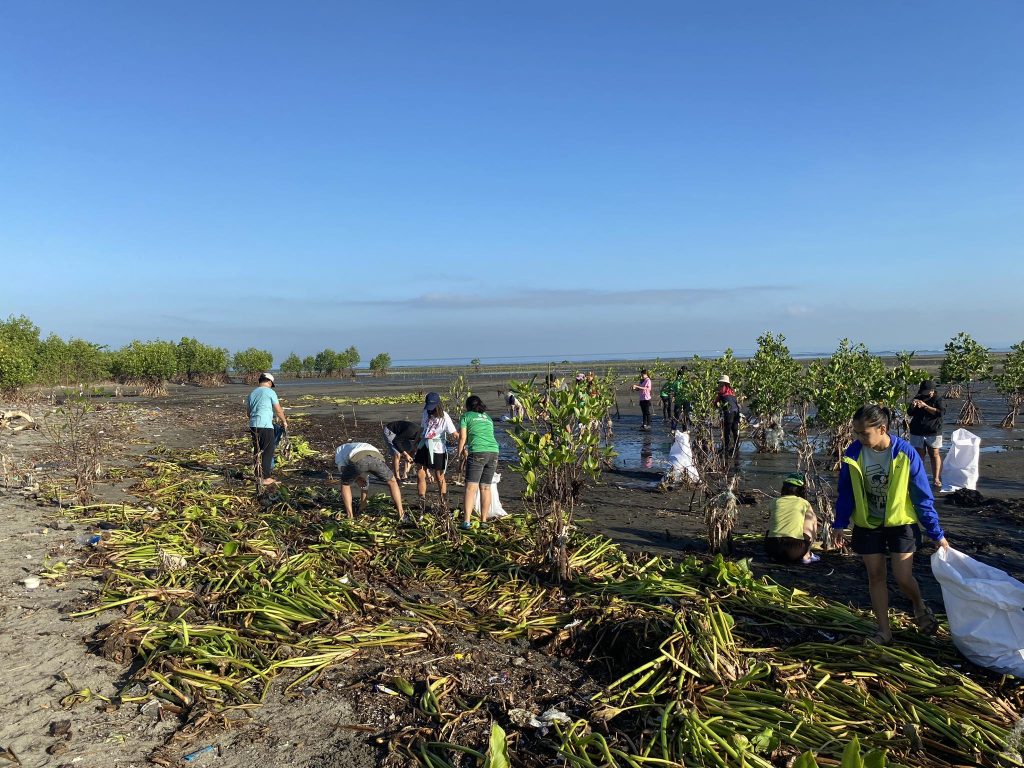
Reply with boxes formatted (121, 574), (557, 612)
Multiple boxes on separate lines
(931, 547), (1024, 676)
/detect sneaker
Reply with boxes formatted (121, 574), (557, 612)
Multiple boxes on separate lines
(802, 553), (821, 564)
(459, 521), (472, 531)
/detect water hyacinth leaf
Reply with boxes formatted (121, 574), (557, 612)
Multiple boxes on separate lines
(840, 736), (864, 768)
(483, 723), (510, 768)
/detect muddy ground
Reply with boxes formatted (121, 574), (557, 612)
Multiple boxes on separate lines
(1, 373), (1022, 767)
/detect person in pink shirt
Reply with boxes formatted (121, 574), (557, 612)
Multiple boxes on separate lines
(632, 368), (653, 431)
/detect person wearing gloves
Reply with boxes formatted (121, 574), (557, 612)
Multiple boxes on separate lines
(415, 392), (458, 508)
(834, 403), (950, 645)
(333, 442), (407, 521)
(247, 372), (288, 488)
(764, 473), (819, 565)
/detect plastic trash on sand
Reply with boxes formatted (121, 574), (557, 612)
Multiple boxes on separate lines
(941, 428), (981, 493)
(931, 546), (1024, 676)
(474, 472), (508, 517)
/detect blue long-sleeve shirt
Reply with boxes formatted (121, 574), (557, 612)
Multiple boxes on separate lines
(835, 435), (945, 541)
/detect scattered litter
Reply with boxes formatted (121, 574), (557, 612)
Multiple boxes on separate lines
(22, 577), (40, 590)
(182, 745), (217, 762)
(374, 685), (400, 696)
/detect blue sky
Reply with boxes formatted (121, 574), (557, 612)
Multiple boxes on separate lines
(1, 2), (1022, 364)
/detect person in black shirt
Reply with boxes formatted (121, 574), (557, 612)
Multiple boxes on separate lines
(908, 380), (944, 489)
(382, 420), (421, 483)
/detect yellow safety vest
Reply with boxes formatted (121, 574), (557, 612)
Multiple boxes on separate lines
(842, 449), (918, 529)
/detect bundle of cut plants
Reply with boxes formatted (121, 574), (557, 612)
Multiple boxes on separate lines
(61, 441), (1022, 768)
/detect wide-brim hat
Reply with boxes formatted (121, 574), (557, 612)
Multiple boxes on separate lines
(718, 375), (731, 385)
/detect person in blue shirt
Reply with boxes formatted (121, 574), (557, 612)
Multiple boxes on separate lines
(247, 372), (288, 488)
(834, 404), (949, 645)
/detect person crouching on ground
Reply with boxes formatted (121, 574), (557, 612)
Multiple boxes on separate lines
(908, 379), (945, 489)
(833, 404), (949, 645)
(764, 473), (819, 565)
(247, 372), (288, 488)
(416, 392), (458, 508)
(333, 442), (406, 521)
(457, 395), (500, 530)
(383, 420), (420, 483)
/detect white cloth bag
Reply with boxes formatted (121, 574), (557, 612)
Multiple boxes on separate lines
(941, 428), (981, 492)
(474, 472), (508, 517)
(667, 430), (700, 483)
(931, 547), (1024, 676)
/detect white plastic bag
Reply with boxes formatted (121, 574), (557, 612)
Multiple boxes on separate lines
(941, 428), (981, 492)
(667, 430), (699, 483)
(931, 547), (1024, 675)
(474, 472), (508, 517)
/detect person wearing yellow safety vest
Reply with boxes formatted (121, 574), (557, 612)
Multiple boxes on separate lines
(764, 473), (819, 564)
(833, 404), (950, 645)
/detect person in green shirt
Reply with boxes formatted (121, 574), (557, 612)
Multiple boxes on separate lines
(764, 473), (819, 564)
(457, 395), (500, 530)
(659, 380), (672, 423)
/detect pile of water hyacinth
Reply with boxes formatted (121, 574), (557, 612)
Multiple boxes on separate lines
(62, 440), (1023, 768)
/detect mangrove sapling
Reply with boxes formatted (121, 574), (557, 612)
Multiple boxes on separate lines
(705, 476), (738, 555)
(508, 375), (616, 581)
(940, 332), (992, 425)
(873, 351), (928, 438)
(996, 341), (1024, 428)
(744, 332), (800, 453)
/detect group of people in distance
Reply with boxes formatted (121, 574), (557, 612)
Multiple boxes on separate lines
(764, 382), (949, 645)
(246, 376), (500, 530)
(248, 371), (951, 646)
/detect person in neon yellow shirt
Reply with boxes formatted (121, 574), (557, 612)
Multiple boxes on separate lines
(764, 473), (818, 564)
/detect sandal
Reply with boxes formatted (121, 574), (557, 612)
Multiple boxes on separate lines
(914, 608), (939, 636)
(864, 631), (893, 646)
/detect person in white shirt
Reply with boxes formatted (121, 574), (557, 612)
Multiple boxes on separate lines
(415, 392), (458, 508)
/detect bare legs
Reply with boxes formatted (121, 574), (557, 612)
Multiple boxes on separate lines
(461, 481), (492, 526)
(862, 552), (929, 641)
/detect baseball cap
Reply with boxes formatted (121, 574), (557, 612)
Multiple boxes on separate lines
(917, 380), (936, 394)
(783, 472), (805, 488)
(259, 372), (276, 387)
(425, 392), (441, 409)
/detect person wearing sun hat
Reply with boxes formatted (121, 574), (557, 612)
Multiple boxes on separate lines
(764, 472), (819, 565)
(908, 379), (945, 489)
(715, 374), (741, 459)
(247, 372), (288, 488)
(415, 391), (458, 508)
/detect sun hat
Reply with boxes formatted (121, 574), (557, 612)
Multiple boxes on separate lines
(783, 472), (806, 488)
(259, 372), (276, 387)
(718, 375), (731, 385)
(917, 380), (936, 394)
(425, 392), (441, 409)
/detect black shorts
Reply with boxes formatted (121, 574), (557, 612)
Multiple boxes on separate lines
(851, 524), (920, 556)
(414, 446), (448, 472)
(465, 452), (498, 485)
(764, 534), (811, 564)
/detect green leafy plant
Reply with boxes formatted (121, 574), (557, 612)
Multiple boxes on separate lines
(939, 332), (991, 424)
(995, 341), (1024, 428)
(508, 374), (616, 580)
(807, 339), (885, 459)
(175, 337), (229, 386)
(232, 347), (273, 384)
(0, 314), (41, 392)
(279, 352), (303, 378)
(111, 340), (179, 395)
(744, 332), (799, 452)
(369, 352), (392, 377)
